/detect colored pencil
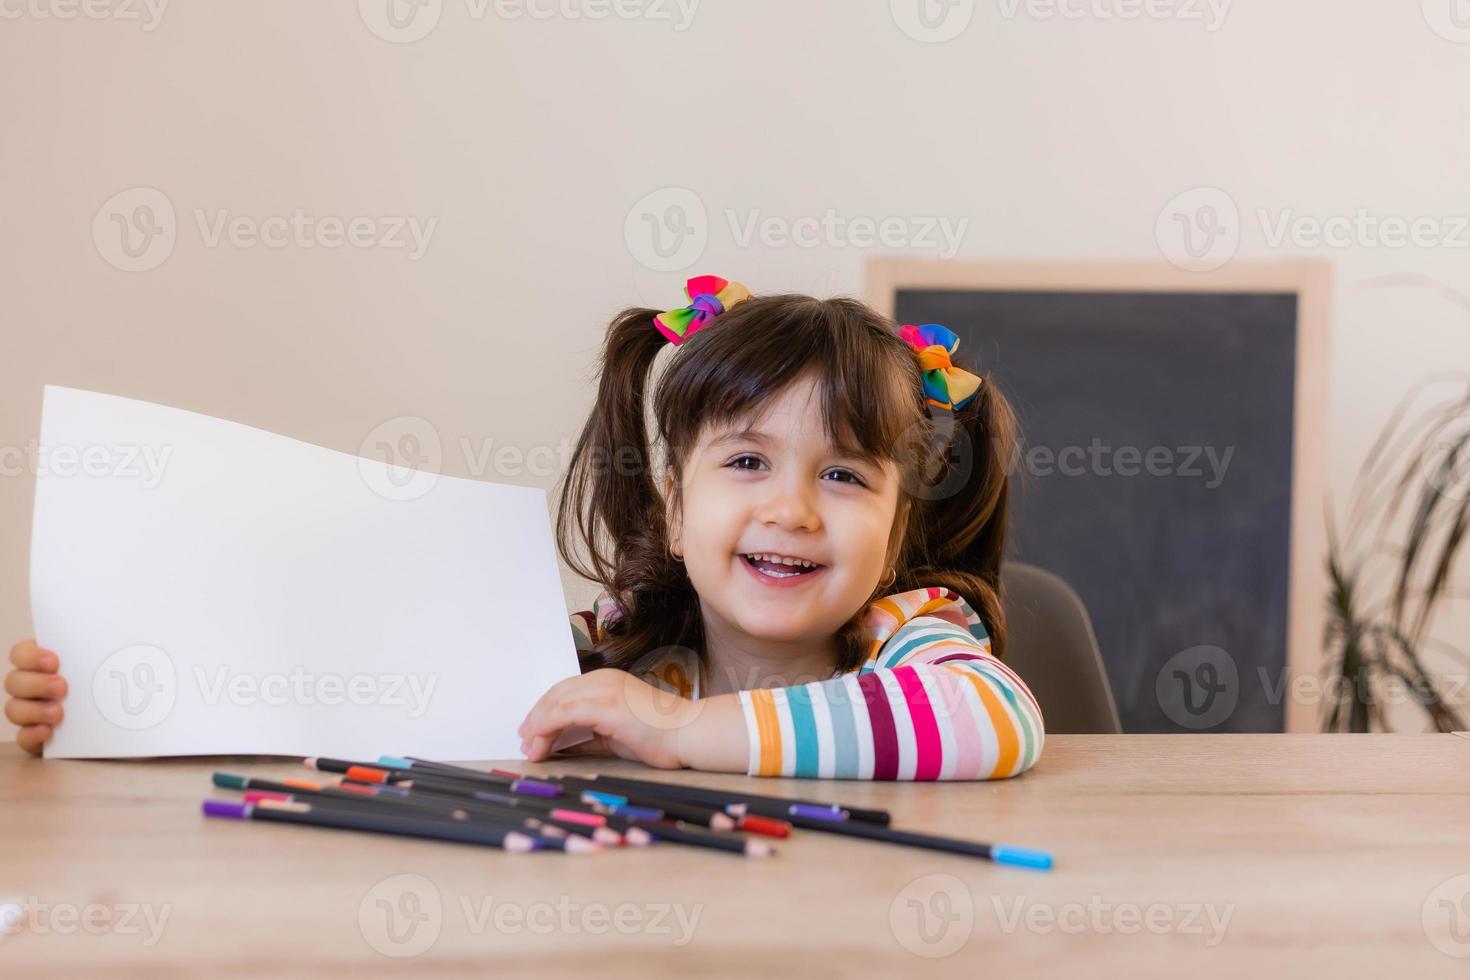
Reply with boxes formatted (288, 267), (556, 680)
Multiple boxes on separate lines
(202, 798), (559, 852)
(465, 763), (891, 826)
(759, 810), (1051, 867)
(370, 755), (1042, 864)
(383, 759), (739, 831)
(579, 772), (891, 825)
(639, 819), (774, 858)
(335, 779), (626, 839)
(217, 771), (618, 844)
(240, 789), (619, 847)
(543, 777), (736, 830)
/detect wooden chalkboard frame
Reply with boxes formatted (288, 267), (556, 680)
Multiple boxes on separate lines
(866, 258), (1332, 733)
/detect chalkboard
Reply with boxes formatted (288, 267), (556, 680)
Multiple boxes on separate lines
(868, 261), (1330, 733)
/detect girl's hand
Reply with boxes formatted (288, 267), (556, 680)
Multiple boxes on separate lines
(5, 641), (68, 756)
(517, 668), (749, 773)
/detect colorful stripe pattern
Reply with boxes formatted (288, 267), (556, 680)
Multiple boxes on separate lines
(568, 585), (1045, 781)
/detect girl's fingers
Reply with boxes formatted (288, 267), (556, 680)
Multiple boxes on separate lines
(523, 698), (598, 739)
(16, 724), (51, 756)
(522, 700), (601, 761)
(4, 698), (63, 727)
(5, 670), (67, 701)
(518, 676), (593, 738)
(9, 641), (58, 674)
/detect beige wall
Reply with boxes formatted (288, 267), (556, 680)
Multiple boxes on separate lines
(3, 1), (1468, 737)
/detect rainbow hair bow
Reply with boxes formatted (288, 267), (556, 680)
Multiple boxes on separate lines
(897, 323), (983, 412)
(653, 275), (752, 346)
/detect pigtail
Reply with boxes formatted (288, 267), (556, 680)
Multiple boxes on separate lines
(893, 375), (1018, 659)
(554, 307), (703, 670)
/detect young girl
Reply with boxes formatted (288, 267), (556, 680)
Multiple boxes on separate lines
(5, 276), (1044, 780)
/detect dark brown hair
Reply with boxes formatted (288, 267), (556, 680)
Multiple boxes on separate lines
(555, 291), (1017, 675)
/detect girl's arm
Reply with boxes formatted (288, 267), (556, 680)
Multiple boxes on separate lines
(736, 613), (1045, 780)
(529, 588), (1043, 779)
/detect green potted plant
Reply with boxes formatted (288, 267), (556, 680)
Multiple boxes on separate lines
(1324, 374), (1469, 732)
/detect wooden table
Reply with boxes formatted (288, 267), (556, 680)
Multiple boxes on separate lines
(2, 735), (1467, 978)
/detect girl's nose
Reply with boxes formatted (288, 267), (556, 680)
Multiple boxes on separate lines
(757, 482), (822, 532)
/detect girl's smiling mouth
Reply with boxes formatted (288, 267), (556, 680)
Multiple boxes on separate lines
(739, 552), (827, 586)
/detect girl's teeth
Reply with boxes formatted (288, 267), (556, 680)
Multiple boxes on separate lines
(748, 553), (816, 568)
(745, 553), (819, 578)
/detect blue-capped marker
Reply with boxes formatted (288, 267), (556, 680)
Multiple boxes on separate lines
(378, 755), (414, 769)
(989, 845), (1054, 870)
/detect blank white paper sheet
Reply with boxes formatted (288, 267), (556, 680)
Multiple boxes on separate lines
(30, 386), (582, 760)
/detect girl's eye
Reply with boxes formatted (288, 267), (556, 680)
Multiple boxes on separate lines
(724, 456), (866, 487)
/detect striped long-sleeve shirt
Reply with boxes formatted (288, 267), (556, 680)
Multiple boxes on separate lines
(568, 585), (1044, 781)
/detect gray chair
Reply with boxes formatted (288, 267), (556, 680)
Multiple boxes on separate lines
(1001, 562), (1121, 734)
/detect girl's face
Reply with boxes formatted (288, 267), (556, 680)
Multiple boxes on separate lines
(665, 374), (904, 648)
